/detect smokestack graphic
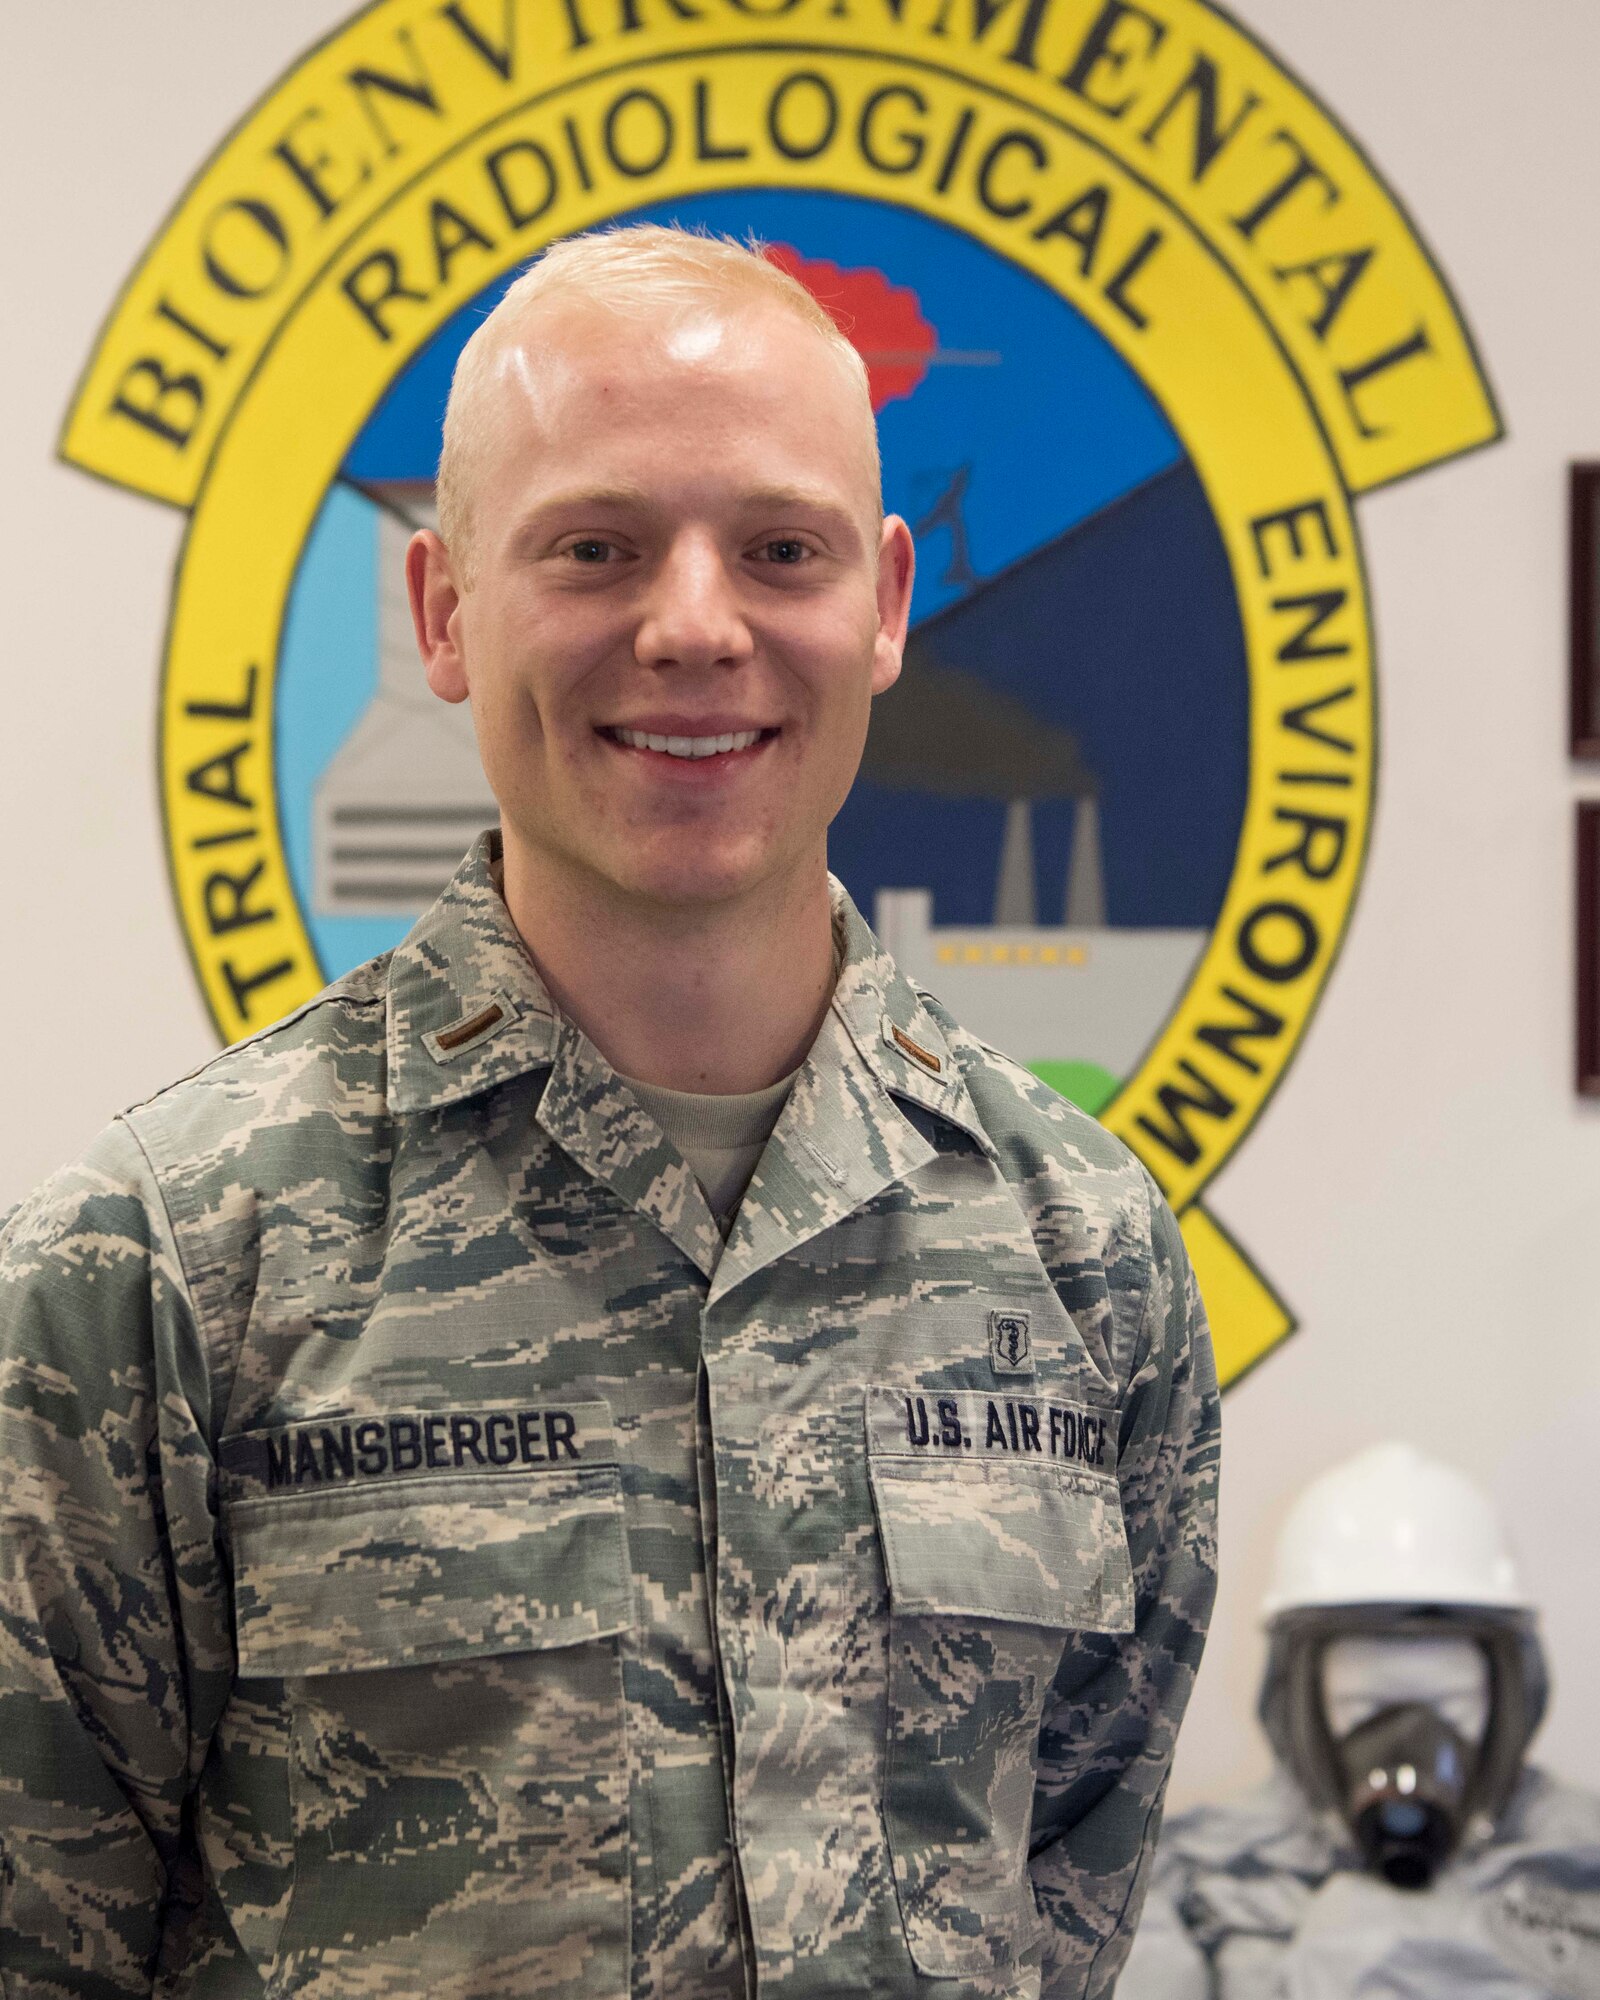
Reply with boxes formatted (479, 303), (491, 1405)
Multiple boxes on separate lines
(863, 647), (1103, 927)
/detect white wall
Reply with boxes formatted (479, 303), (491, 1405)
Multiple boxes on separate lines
(6, 3), (1598, 1809)
(1172, 0), (1600, 1808)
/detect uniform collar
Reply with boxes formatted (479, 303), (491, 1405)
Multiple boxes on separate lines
(385, 830), (561, 1116)
(386, 829), (992, 1159)
(824, 871), (994, 1157)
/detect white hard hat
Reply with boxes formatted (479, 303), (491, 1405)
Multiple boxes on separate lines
(1262, 1442), (1530, 1619)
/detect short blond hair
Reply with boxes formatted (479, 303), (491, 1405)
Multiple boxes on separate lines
(435, 222), (881, 579)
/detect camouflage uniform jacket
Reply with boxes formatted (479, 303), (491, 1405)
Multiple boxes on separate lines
(0, 832), (1219, 2000)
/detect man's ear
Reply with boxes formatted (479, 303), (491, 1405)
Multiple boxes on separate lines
(870, 513), (915, 696)
(406, 529), (470, 703)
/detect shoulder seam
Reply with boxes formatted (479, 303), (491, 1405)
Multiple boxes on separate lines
(124, 983), (387, 1115)
(112, 1116), (218, 1449)
(913, 997), (1015, 1077)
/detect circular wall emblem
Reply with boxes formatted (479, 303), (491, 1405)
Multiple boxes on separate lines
(62, 0), (1498, 1386)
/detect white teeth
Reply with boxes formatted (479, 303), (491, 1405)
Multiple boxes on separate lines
(614, 727), (765, 758)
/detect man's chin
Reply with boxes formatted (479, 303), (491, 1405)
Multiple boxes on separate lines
(500, 822), (821, 919)
(612, 858), (776, 913)
(603, 837), (817, 916)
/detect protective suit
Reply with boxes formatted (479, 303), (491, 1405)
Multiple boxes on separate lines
(1119, 1444), (1600, 1999)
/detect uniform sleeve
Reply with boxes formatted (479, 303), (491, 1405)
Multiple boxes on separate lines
(1108, 1874), (1211, 2000)
(0, 1118), (230, 1994)
(1028, 1176), (1221, 1999)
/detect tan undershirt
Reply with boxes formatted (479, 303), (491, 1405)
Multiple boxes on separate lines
(489, 851), (835, 1230)
(622, 1069), (800, 1234)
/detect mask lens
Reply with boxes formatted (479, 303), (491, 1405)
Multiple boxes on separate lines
(1338, 1704), (1472, 1890)
(1355, 1797), (1451, 1889)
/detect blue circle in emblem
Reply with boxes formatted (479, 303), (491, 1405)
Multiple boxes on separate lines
(275, 188), (1247, 1103)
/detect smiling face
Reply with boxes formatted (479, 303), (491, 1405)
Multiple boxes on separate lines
(408, 296), (914, 922)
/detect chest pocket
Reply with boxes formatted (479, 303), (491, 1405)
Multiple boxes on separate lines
(865, 1386), (1135, 1981)
(220, 1400), (631, 1998)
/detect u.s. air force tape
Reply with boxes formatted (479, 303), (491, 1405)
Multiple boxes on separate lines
(220, 1403), (618, 1497)
(867, 1386), (1117, 1471)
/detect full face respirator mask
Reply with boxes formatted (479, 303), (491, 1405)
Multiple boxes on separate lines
(1259, 1606), (1547, 1890)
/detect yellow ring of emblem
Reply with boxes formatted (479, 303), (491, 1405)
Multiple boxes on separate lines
(61, 2), (1500, 1382)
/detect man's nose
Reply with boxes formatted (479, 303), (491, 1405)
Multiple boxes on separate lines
(634, 534), (755, 671)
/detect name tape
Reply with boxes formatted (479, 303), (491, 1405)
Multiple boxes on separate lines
(222, 1403), (614, 1496)
(869, 1386), (1115, 1470)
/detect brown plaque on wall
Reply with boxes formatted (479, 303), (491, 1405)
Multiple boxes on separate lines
(1580, 804), (1600, 1095)
(1571, 466), (1600, 757)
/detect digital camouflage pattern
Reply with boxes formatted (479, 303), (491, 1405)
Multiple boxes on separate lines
(0, 831), (1219, 1998)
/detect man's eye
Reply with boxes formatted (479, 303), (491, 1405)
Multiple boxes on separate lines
(566, 539), (616, 563)
(759, 539), (811, 564)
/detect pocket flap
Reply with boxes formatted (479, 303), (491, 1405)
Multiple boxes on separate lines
(221, 1400), (630, 1677)
(866, 1387), (1135, 1634)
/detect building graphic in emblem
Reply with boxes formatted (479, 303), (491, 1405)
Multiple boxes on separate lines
(865, 560), (1208, 1104)
(313, 485), (493, 916)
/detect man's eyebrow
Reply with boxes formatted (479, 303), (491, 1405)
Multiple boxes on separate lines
(511, 484), (652, 526)
(737, 485), (861, 526)
(728, 487), (874, 553)
(509, 484), (863, 534)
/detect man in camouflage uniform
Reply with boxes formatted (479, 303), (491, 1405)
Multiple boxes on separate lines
(0, 224), (1219, 1998)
